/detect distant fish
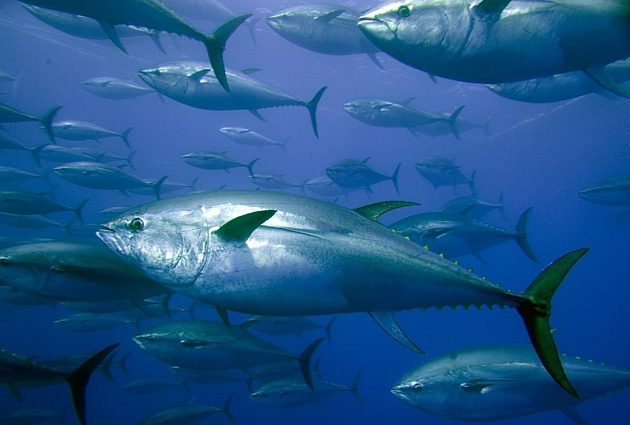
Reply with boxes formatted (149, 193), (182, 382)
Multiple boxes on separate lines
(80, 77), (155, 100)
(53, 161), (167, 200)
(303, 175), (357, 197)
(181, 151), (258, 175)
(0, 343), (119, 425)
(244, 316), (336, 342)
(249, 174), (303, 191)
(219, 127), (287, 151)
(0, 132), (30, 151)
(389, 208), (539, 263)
(53, 312), (136, 333)
(579, 174), (630, 206)
(0, 190), (87, 223)
(128, 177), (198, 197)
(138, 395), (234, 425)
(133, 320), (323, 389)
(0, 407), (66, 425)
(0, 101), (60, 142)
(171, 367), (244, 385)
(326, 158), (401, 194)
(249, 372), (363, 408)
(123, 377), (188, 395)
(343, 98), (465, 138)
(488, 59), (630, 103)
(392, 344), (630, 423)
(267, 4), (383, 68)
(440, 193), (505, 220)
(0, 166), (46, 185)
(20, 0), (251, 91)
(29, 144), (135, 167)
(414, 157), (475, 191)
(51, 121), (133, 148)
(138, 61), (327, 137)
(0, 239), (168, 303)
(0, 69), (22, 97)
(0, 212), (68, 232)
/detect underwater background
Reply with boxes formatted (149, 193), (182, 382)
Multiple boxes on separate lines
(0, 0), (629, 424)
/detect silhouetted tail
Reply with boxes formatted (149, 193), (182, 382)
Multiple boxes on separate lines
(515, 207), (539, 262)
(204, 14), (252, 92)
(447, 105), (465, 140)
(66, 343), (120, 425)
(298, 338), (325, 390)
(391, 163), (402, 195)
(516, 248), (589, 399)
(306, 87), (327, 138)
(40, 105), (61, 143)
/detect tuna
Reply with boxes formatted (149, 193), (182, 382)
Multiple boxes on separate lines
(97, 190), (589, 397)
(80, 77), (155, 99)
(0, 343), (119, 425)
(578, 174), (630, 206)
(267, 4), (383, 68)
(389, 208), (539, 263)
(181, 151), (258, 175)
(392, 344), (630, 424)
(51, 121), (133, 148)
(488, 59), (630, 103)
(132, 320), (323, 388)
(138, 61), (327, 138)
(326, 158), (401, 194)
(53, 161), (167, 200)
(358, 0), (630, 84)
(0, 102), (60, 142)
(342, 98), (464, 138)
(20, 0), (251, 91)
(249, 372), (363, 408)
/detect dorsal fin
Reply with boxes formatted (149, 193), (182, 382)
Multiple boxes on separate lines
(214, 210), (276, 243)
(354, 200), (419, 221)
(369, 311), (425, 354)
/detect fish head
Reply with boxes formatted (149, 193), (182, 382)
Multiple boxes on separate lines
(391, 370), (464, 418)
(358, 1), (467, 70)
(97, 205), (210, 289)
(266, 7), (312, 40)
(138, 62), (203, 97)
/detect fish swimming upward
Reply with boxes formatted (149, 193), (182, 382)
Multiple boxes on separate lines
(0, 343), (120, 425)
(19, 0), (252, 91)
(392, 344), (630, 424)
(97, 190), (588, 398)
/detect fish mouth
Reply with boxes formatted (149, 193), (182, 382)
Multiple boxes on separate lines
(357, 17), (396, 43)
(96, 226), (127, 256)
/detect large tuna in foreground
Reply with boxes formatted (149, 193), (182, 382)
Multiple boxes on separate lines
(97, 190), (588, 397)
(358, 0), (630, 84)
(392, 344), (630, 424)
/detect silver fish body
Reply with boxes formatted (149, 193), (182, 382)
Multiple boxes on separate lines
(392, 344), (630, 422)
(96, 190), (588, 398)
(358, 0), (630, 83)
(138, 61), (327, 137)
(579, 174), (630, 206)
(267, 4), (381, 65)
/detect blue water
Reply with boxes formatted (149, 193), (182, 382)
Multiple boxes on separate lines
(1, 1), (629, 424)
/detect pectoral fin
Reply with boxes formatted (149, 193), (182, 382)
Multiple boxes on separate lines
(369, 311), (425, 354)
(214, 210), (277, 243)
(354, 201), (419, 221)
(98, 21), (127, 54)
(585, 67), (630, 98)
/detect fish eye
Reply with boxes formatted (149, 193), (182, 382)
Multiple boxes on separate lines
(398, 5), (412, 17)
(128, 217), (145, 231)
(0, 257), (7, 266)
(413, 382), (423, 391)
